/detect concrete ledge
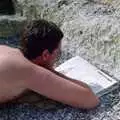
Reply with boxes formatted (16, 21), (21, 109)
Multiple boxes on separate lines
(0, 15), (26, 38)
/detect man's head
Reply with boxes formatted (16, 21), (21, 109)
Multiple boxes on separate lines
(20, 19), (63, 69)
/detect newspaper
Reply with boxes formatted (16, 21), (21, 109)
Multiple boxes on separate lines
(55, 56), (118, 96)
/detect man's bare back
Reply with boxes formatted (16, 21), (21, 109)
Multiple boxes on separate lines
(0, 45), (29, 102)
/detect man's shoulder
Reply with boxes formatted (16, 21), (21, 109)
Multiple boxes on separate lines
(0, 45), (33, 74)
(0, 45), (22, 57)
(0, 46), (36, 84)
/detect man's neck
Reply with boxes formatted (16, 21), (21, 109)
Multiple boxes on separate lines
(32, 60), (53, 70)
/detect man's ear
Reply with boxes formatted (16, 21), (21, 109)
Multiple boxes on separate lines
(41, 49), (50, 61)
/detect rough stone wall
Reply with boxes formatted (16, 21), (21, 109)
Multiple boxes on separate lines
(1, 0), (120, 78)
(1, 1), (120, 120)
(16, 0), (120, 79)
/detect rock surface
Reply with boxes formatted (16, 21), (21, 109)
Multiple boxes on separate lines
(15, 0), (120, 79)
(1, 0), (120, 120)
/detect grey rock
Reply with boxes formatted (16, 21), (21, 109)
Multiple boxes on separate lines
(0, 16), (26, 39)
(1, 0), (120, 120)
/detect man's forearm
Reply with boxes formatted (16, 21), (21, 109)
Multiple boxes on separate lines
(50, 69), (92, 90)
(38, 65), (93, 92)
(28, 64), (99, 109)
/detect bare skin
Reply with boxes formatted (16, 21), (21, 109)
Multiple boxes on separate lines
(0, 45), (99, 109)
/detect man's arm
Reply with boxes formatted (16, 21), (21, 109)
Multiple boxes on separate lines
(26, 64), (99, 109)
(50, 69), (91, 89)
(41, 66), (90, 89)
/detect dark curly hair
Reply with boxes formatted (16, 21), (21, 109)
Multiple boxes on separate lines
(20, 19), (63, 60)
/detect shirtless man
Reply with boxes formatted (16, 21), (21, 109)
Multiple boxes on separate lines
(0, 20), (99, 109)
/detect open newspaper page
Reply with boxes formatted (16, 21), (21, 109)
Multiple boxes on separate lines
(55, 56), (118, 96)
